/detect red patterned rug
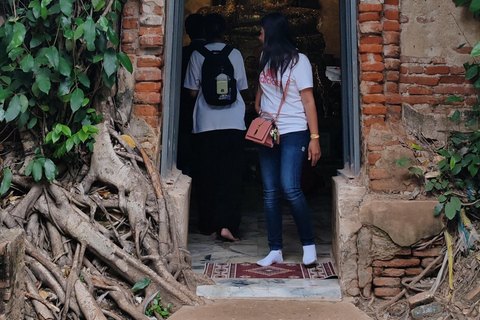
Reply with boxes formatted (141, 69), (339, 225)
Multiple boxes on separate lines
(203, 262), (337, 280)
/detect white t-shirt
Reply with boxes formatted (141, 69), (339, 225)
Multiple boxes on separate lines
(259, 53), (313, 135)
(184, 43), (248, 134)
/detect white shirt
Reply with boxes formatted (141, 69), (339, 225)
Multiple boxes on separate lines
(184, 43), (248, 134)
(259, 53), (313, 135)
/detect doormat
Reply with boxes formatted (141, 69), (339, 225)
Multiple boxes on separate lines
(203, 261), (337, 280)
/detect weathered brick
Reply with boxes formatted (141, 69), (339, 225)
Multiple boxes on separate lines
(137, 56), (163, 68)
(384, 45), (400, 58)
(374, 287), (402, 297)
(370, 179), (406, 192)
(406, 65), (426, 74)
(382, 268), (405, 277)
(360, 22), (383, 34)
(359, 12), (381, 22)
(385, 0), (399, 5)
(408, 85), (433, 95)
(372, 258), (421, 268)
(123, 18), (138, 29)
(432, 56), (447, 64)
(363, 116), (386, 127)
(450, 66), (466, 75)
(368, 153), (382, 165)
(434, 85), (477, 94)
(384, 9), (399, 21)
(358, 3), (383, 12)
(385, 93), (402, 104)
(425, 66), (450, 75)
(386, 71), (399, 81)
(384, 31), (400, 45)
(370, 168), (390, 180)
(363, 94), (386, 104)
(385, 59), (401, 70)
(403, 95), (438, 105)
(122, 44), (137, 55)
(405, 268), (424, 276)
(139, 27), (163, 36)
(361, 62), (385, 72)
(421, 257), (436, 268)
(134, 92), (161, 104)
(385, 82), (398, 93)
(361, 53), (383, 62)
(139, 35), (163, 47)
(364, 104), (387, 115)
(373, 277), (401, 287)
(359, 44), (383, 54)
(416, 16), (435, 24)
(455, 46), (473, 54)
(134, 104), (159, 117)
(408, 291), (435, 308)
(439, 75), (466, 84)
(383, 20), (400, 31)
(135, 67), (162, 81)
(363, 72), (384, 82)
(143, 116), (159, 128)
(400, 75), (439, 86)
(361, 82), (384, 94)
(399, 15), (409, 23)
(387, 105), (402, 117)
(123, 3), (138, 17)
(400, 56), (432, 64)
(122, 31), (138, 44)
(399, 83), (408, 93)
(135, 82), (162, 92)
(360, 36), (383, 45)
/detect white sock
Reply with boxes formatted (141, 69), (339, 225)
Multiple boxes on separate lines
(256, 250), (283, 267)
(303, 245), (317, 265)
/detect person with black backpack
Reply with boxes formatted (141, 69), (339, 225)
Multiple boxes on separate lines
(184, 13), (248, 241)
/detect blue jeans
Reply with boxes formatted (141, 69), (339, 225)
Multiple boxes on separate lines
(257, 130), (315, 250)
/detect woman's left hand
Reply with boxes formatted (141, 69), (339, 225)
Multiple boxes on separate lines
(308, 139), (321, 166)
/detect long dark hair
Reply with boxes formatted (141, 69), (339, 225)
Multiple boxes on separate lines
(259, 13), (299, 87)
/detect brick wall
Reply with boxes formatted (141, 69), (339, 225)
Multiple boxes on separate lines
(359, 0), (480, 193)
(121, 0), (165, 154)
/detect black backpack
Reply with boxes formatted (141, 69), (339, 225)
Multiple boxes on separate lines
(196, 45), (237, 106)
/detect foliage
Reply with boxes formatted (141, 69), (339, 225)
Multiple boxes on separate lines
(0, 0), (133, 193)
(131, 277), (151, 292)
(145, 292), (172, 319)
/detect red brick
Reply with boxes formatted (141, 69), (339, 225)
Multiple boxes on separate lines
(123, 18), (138, 29)
(384, 9), (399, 21)
(382, 268), (405, 277)
(122, 44), (136, 55)
(433, 57), (447, 64)
(387, 105), (402, 117)
(139, 27), (163, 36)
(405, 268), (424, 276)
(363, 116), (385, 127)
(360, 36), (383, 45)
(385, 59), (400, 70)
(403, 95), (438, 105)
(363, 94), (386, 104)
(450, 66), (466, 75)
(408, 85), (434, 95)
(399, 83), (408, 93)
(135, 82), (162, 92)
(361, 62), (385, 72)
(384, 0), (399, 5)
(361, 82), (384, 94)
(372, 258), (421, 268)
(401, 56), (433, 64)
(364, 104), (387, 115)
(384, 31), (400, 45)
(439, 75), (466, 84)
(134, 104), (159, 117)
(400, 75), (439, 86)
(385, 93), (402, 104)
(399, 15), (409, 23)
(384, 45), (400, 58)
(139, 35), (163, 47)
(363, 72), (384, 82)
(406, 65), (426, 74)
(421, 257), (436, 268)
(370, 168), (390, 179)
(385, 82), (398, 93)
(358, 3), (383, 12)
(123, 4), (137, 17)
(455, 46), (473, 54)
(374, 287), (402, 297)
(425, 66), (450, 75)
(135, 67), (162, 81)
(137, 56), (163, 68)
(373, 277), (401, 287)
(383, 20), (400, 31)
(122, 31), (138, 44)
(359, 22), (383, 34)
(386, 71), (399, 81)
(368, 153), (382, 165)
(134, 92), (161, 104)
(359, 44), (383, 54)
(434, 85), (478, 94)
(361, 54), (383, 62)
(359, 12), (381, 22)
(144, 116), (159, 128)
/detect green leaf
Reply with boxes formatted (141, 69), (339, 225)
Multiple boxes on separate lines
(46, 46), (60, 70)
(32, 161), (43, 181)
(396, 157), (412, 167)
(0, 168), (12, 195)
(451, 164), (462, 175)
(27, 117), (38, 129)
(74, 24), (84, 41)
(43, 159), (56, 181)
(411, 144), (421, 150)
(433, 203), (444, 216)
(66, 138), (74, 151)
(438, 195), (447, 202)
(7, 23), (26, 52)
(77, 130), (89, 142)
(118, 52), (133, 73)
(29, 0), (41, 19)
(19, 94), (28, 113)
(450, 110), (461, 122)
(450, 156), (456, 170)
(103, 48), (119, 77)
(5, 95), (22, 121)
(425, 182), (434, 192)
(472, 40), (480, 57)
(70, 88), (84, 112)
(97, 16), (109, 32)
(445, 95), (463, 103)
(132, 278), (151, 291)
(59, 77), (73, 96)
(470, 0), (480, 13)
(21, 55), (35, 72)
(30, 34), (45, 49)
(61, 125), (72, 137)
(36, 68), (52, 94)
(8, 47), (25, 60)
(93, 54), (104, 63)
(77, 72), (91, 88)
(83, 17), (96, 51)
(409, 167), (424, 176)
(465, 64), (479, 80)
(92, 0), (106, 11)
(59, 57), (72, 77)
(59, 0), (73, 16)
(106, 26), (119, 46)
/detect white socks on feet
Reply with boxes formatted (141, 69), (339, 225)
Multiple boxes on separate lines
(303, 245), (317, 265)
(257, 250), (283, 267)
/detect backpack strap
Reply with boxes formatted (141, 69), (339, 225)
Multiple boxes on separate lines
(219, 45), (234, 56)
(196, 45), (213, 58)
(197, 45), (234, 58)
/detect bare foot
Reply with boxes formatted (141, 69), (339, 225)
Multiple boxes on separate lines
(220, 228), (239, 241)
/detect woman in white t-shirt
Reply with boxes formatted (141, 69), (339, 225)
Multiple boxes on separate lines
(184, 13), (248, 241)
(254, 12), (321, 267)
